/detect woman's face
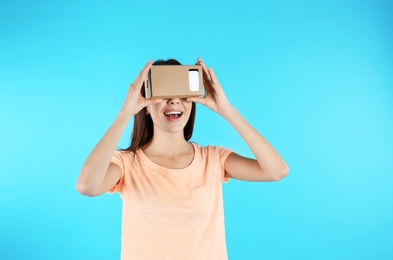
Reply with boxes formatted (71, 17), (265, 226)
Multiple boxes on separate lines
(146, 98), (193, 135)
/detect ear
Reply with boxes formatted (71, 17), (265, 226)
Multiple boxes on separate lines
(144, 107), (150, 115)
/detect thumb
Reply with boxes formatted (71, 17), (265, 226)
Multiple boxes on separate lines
(187, 97), (205, 106)
(146, 98), (164, 106)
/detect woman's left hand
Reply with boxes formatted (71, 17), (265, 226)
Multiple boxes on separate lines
(187, 58), (233, 116)
(189, 58), (289, 182)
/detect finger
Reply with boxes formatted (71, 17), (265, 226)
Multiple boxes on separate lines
(134, 60), (153, 89)
(198, 58), (212, 83)
(208, 67), (226, 97)
(150, 98), (165, 104)
(186, 96), (206, 106)
(141, 59), (153, 74)
(201, 69), (214, 92)
(208, 67), (218, 86)
(144, 97), (164, 107)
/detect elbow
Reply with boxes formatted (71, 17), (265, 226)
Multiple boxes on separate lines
(272, 164), (289, 182)
(76, 179), (100, 197)
(76, 167), (104, 197)
(283, 162), (290, 176)
(282, 164), (289, 179)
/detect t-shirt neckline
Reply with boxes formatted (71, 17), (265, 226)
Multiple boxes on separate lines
(137, 142), (198, 173)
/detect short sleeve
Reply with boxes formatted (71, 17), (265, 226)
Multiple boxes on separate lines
(107, 150), (126, 194)
(217, 146), (233, 183)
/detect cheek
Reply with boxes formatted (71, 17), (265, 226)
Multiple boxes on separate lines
(184, 105), (194, 120)
(183, 100), (193, 110)
(146, 103), (160, 115)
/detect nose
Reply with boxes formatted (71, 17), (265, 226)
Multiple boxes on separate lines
(167, 98), (180, 105)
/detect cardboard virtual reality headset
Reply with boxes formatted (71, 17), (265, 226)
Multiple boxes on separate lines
(144, 65), (204, 98)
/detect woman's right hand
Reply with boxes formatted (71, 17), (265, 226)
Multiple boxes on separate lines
(121, 60), (163, 116)
(77, 60), (165, 197)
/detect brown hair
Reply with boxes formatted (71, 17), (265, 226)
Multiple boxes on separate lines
(121, 59), (196, 153)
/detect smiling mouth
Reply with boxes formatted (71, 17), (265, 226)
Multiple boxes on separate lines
(164, 111), (183, 120)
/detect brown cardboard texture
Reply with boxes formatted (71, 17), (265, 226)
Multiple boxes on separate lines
(144, 65), (204, 98)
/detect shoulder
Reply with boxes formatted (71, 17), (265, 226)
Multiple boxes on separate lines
(113, 149), (135, 158)
(192, 143), (233, 161)
(112, 150), (136, 165)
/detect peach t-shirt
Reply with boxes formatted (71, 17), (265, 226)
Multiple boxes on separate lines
(109, 143), (232, 260)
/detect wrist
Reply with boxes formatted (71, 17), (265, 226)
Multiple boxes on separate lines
(218, 104), (237, 119)
(119, 103), (140, 118)
(117, 108), (133, 121)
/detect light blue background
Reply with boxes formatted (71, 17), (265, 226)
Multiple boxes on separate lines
(1, 0), (392, 259)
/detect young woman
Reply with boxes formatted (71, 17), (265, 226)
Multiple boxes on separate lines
(76, 58), (289, 259)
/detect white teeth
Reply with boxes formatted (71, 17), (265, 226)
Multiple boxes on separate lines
(164, 111), (182, 116)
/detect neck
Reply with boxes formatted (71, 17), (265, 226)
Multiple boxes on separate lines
(143, 131), (191, 157)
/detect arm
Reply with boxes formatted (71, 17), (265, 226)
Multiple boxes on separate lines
(76, 60), (163, 196)
(188, 58), (289, 182)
